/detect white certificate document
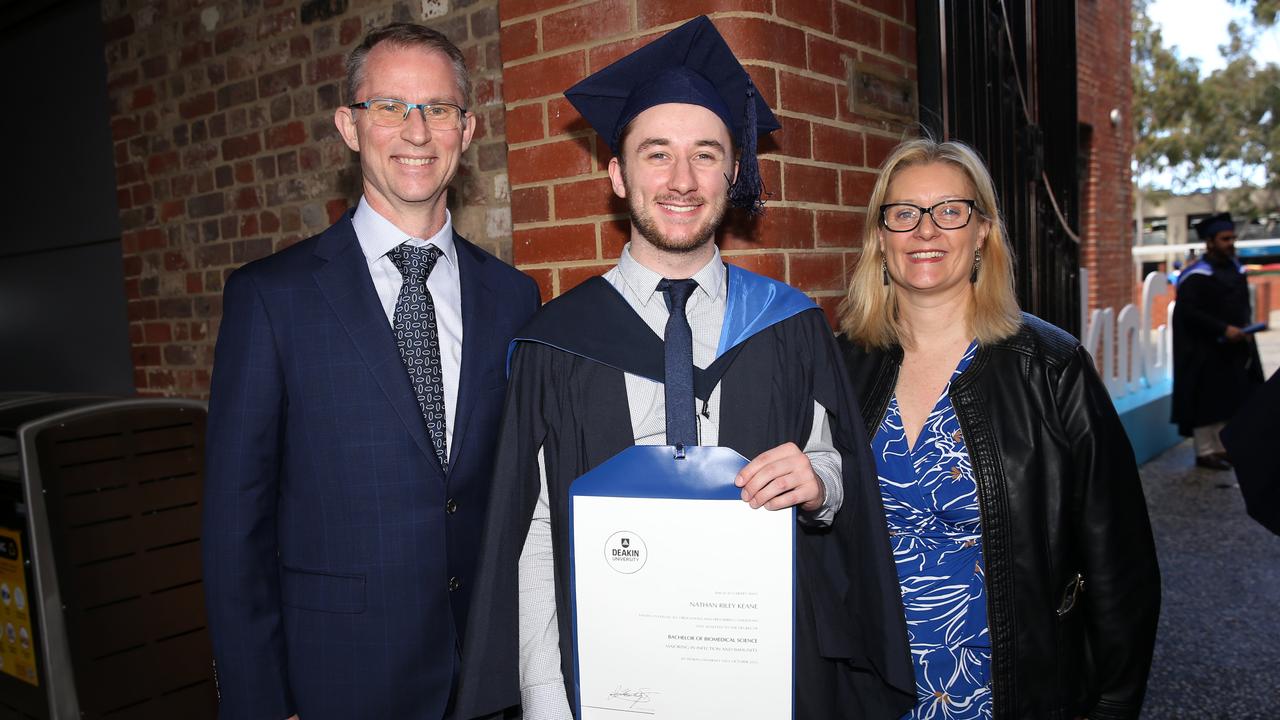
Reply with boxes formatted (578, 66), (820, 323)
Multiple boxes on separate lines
(570, 494), (794, 719)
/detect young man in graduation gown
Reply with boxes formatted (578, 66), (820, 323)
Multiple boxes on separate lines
(455, 16), (913, 720)
(1171, 212), (1264, 470)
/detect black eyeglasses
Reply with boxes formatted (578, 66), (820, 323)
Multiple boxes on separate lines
(879, 199), (979, 232)
(348, 98), (468, 129)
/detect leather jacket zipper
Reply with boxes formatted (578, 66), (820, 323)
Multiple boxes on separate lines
(1056, 572), (1085, 616)
(947, 356), (1010, 717)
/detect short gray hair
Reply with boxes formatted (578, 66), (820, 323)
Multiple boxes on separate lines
(345, 22), (471, 107)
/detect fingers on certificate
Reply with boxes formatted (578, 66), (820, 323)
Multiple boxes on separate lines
(734, 442), (825, 512)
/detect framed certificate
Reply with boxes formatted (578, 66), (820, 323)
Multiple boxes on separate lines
(568, 445), (794, 719)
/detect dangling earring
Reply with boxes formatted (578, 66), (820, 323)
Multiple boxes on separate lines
(881, 256), (889, 286)
(970, 248), (982, 284)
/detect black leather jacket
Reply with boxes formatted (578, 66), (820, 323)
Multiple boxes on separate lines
(839, 314), (1160, 720)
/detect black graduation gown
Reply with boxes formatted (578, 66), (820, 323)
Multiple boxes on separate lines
(1170, 257), (1264, 435)
(1220, 368), (1280, 535)
(455, 274), (914, 719)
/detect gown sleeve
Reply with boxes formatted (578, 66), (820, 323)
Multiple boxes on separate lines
(455, 342), (553, 719)
(800, 313), (918, 717)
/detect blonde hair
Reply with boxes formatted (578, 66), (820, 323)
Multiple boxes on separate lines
(838, 138), (1021, 349)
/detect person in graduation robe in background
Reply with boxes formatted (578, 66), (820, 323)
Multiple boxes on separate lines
(455, 15), (914, 720)
(1170, 212), (1264, 470)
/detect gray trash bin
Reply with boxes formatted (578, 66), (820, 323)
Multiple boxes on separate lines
(0, 397), (214, 720)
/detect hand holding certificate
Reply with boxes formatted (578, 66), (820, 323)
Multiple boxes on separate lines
(569, 446), (794, 719)
(1220, 322), (1268, 343)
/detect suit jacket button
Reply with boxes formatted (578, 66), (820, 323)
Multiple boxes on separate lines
(448, 576), (460, 592)
(446, 498), (458, 514)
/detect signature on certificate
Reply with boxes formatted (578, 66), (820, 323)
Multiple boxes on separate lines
(608, 685), (660, 709)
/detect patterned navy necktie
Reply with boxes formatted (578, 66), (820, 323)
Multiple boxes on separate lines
(657, 278), (699, 447)
(387, 243), (449, 473)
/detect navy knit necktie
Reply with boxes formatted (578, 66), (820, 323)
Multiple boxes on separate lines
(657, 278), (699, 447)
(388, 243), (448, 472)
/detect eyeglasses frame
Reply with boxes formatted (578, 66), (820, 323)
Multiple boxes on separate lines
(879, 198), (981, 233)
(347, 98), (470, 129)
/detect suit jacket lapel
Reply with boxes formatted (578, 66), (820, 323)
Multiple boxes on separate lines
(312, 217), (439, 469)
(448, 233), (495, 476)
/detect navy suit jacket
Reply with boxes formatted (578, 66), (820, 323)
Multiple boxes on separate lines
(202, 212), (539, 720)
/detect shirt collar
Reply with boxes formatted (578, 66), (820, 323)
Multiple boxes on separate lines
(352, 196), (457, 267)
(616, 243), (726, 307)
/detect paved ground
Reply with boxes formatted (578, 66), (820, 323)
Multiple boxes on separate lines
(1138, 442), (1280, 718)
(1138, 308), (1280, 718)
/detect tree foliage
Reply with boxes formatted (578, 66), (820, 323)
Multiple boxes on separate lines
(1229, 0), (1278, 26)
(1133, 0), (1280, 204)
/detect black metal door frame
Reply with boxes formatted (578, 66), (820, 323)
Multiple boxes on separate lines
(917, 0), (1082, 336)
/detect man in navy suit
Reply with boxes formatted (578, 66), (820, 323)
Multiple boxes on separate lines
(202, 23), (539, 720)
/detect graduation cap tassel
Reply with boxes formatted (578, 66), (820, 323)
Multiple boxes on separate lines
(729, 79), (765, 215)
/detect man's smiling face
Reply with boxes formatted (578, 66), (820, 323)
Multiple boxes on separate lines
(335, 42), (475, 229)
(608, 103), (737, 255)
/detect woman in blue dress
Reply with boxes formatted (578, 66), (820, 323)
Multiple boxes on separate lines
(873, 340), (991, 718)
(838, 138), (1161, 720)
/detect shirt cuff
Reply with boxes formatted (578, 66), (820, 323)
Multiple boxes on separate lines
(798, 451), (842, 526)
(797, 400), (843, 526)
(520, 681), (574, 720)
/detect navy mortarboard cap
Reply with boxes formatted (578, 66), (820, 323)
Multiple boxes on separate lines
(564, 15), (780, 214)
(1196, 212), (1235, 239)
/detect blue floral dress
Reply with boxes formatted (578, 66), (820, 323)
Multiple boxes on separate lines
(872, 341), (992, 720)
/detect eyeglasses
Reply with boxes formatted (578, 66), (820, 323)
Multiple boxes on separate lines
(348, 98), (468, 129)
(879, 199), (979, 232)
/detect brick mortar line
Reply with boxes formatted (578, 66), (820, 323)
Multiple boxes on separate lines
(771, 63), (869, 85)
(768, 201), (874, 212)
(505, 98), (550, 110)
(505, 106), (913, 152)
(500, 6), (916, 34)
(497, 45), (915, 78)
(505, 155), (880, 177)
(516, 248), (858, 272)
(859, 127), (913, 143)
(801, 13), (920, 42)
(506, 129), (596, 151)
(726, 248), (862, 256)
(511, 195), (871, 223)
(763, 153), (885, 174)
(830, 1), (915, 26)
(500, 0), (614, 24)
(516, 214), (627, 228)
(518, 259), (618, 270)
(510, 170), (612, 188)
(499, 10), (917, 68)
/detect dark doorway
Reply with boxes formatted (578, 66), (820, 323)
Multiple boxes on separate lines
(0, 0), (134, 394)
(917, 0), (1082, 336)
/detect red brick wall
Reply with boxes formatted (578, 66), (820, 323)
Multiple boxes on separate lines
(103, 0), (508, 398)
(497, 1), (919, 321)
(1077, 0), (1134, 317)
(1256, 275), (1278, 324)
(105, 0), (917, 398)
